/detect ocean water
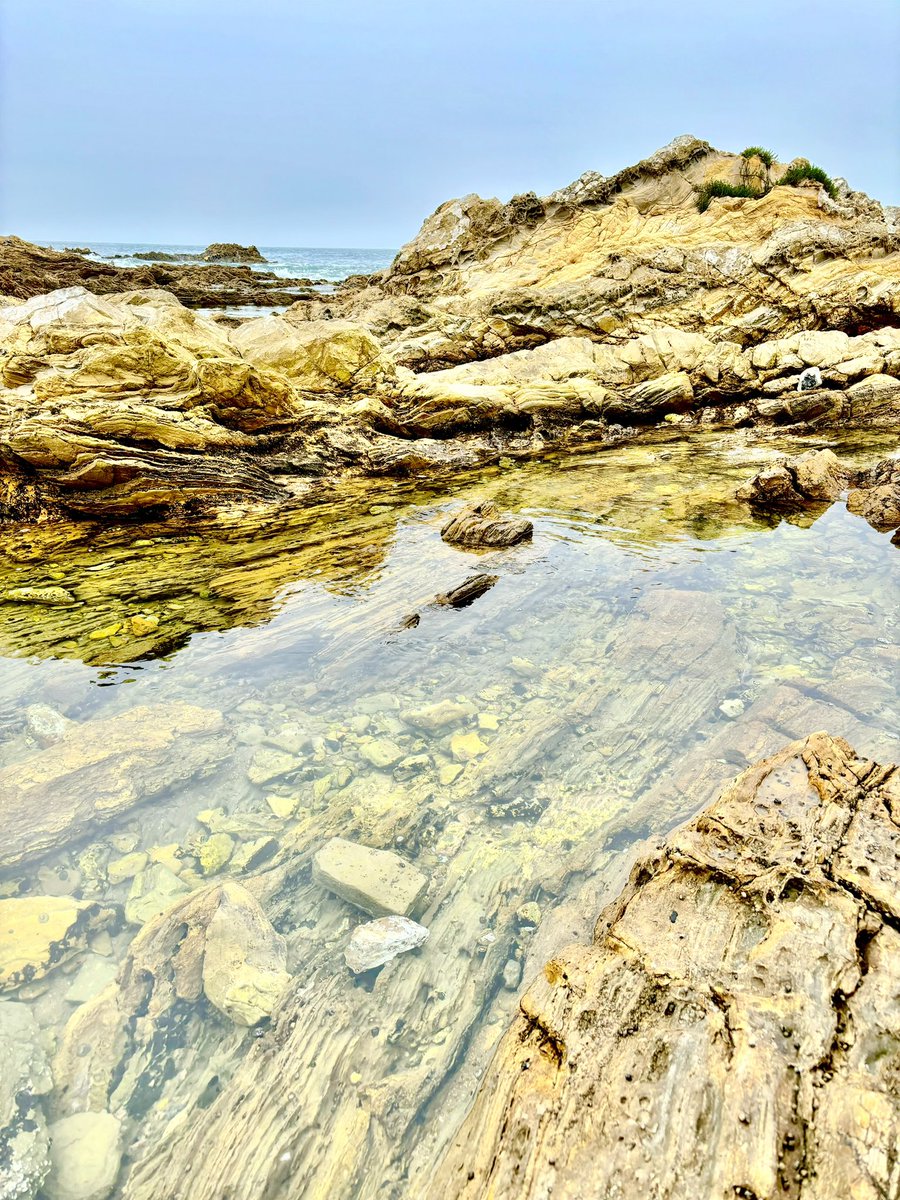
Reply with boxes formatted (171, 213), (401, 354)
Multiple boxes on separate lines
(47, 241), (397, 282)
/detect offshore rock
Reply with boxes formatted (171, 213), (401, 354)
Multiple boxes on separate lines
(441, 500), (533, 548)
(0, 703), (229, 871)
(0, 1000), (52, 1200)
(201, 243), (266, 263)
(344, 915), (430, 974)
(313, 837), (428, 917)
(433, 733), (900, 1200)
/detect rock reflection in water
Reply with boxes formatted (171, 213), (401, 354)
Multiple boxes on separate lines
(0, 429), (897, 1200)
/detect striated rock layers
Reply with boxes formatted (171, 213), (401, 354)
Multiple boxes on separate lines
(432, 732), (900, 1200)
(2, 136), (899, 523)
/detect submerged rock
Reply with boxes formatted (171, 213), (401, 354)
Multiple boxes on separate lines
(344, 915), (429, 974)
(201, 882), (290, 1025)
(44, 1112), (122, 1200)
(0, 1000), (52, 1200)
(433, 733), (900, 1199)
(737, 447), (849, 508)
(313, 837), (428, 917)
(0, 897), (106, 992)
(441, 500), (533, 548)
(0, 702), (229, 871)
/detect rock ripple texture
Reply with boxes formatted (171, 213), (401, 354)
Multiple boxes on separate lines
(432, 733), (900, 1200)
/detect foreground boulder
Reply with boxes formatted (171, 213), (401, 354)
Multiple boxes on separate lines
(441, 500), (533, 548)
(433, 733), (900, 1200)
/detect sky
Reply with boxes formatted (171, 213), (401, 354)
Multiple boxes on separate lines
(1, 0), (898, 248)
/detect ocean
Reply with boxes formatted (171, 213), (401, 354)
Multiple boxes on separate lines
(47, 242), (397, 282)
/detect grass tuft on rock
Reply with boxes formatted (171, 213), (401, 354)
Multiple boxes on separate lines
(776, 162), (838, 199)
(741, 146), (776, 168)
(696, 181), (763, 214)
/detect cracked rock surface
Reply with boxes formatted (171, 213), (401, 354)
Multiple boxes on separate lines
(432, 733), (900, 1200)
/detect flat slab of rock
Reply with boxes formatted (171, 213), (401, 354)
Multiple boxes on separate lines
(0, 702), (230, 871)
(344, 915), (430, 973)
(441, 500), (533, 548)
(313, 837), (427, 917)
(0, 896), (105, 992)
(433, 733), (900, 1199)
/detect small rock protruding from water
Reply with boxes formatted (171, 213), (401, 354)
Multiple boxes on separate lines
(313, 837), (427, 918)
(441, 500), (533, 548)
(344, 915), (430, 974)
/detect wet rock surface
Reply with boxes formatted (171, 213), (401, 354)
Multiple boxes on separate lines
(313, 837), (428, 917)
(344, 915), (430, 974)
(433, 733), (900, 1200)
(0, 703), (230, 870)
(441, 500), (533, 548)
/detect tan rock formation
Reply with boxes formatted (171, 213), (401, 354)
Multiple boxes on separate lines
(432, 733), (900, 1200)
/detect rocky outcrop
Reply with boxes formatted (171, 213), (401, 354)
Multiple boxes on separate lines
(201, 243), (266, 263)
(2, 139), (899, 525)
(0, 237), (309, 308)
(441, 500), (533, 548)
(737, 449), (900, 537)
(432, 733), (900, 1200)
(0, 703), (229, 871)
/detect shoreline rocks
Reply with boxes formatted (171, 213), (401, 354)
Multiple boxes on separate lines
(432, 733), (900, 1199)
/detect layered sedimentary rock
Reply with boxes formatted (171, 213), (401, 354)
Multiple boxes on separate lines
(0, 702), (229, 870)
(432, 733), (900, 1200)
(2, 137), (899, 524)
(0, 236), (312, 307)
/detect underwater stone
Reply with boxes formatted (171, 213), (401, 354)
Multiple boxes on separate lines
(24, 703), (72, 746)
(360, 738), (403, 769)
(344, 916), (430, 974)
(247, 748), (297, 786)
(44, 1111), (122, 1200)
(106, 851), (148, 885)
(450, 731), (489, 763)
(125, 864), (190, 926)
(201, 882), (290, 1025)
(198, 833), (235, 875)
(401, 698), (476, 731)
(0, 897), (101, 993)
(313, 837), (427, 918)
(0, 1000), (52, 1200)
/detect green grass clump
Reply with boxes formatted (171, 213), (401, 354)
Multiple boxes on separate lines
(741, 146), (776, 168)
(696, 180), (763, 213)
(776, 162), (838, 199)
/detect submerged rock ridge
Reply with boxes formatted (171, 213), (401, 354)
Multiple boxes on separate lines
(1, 135), (899, 523)
(431, 732), (900, 1200)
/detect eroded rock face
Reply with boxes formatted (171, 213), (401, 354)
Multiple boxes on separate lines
(432, 733), (900, 1200)
(0, 703), (230, 871)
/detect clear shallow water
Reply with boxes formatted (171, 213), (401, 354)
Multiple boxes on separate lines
(46, 241), (396, 281)
(1, 430), (898, 1198)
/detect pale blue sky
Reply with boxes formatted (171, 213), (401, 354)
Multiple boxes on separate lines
(2, 0), (898, 247)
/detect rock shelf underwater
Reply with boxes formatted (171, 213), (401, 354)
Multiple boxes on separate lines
(1, 134), (899, 1200)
